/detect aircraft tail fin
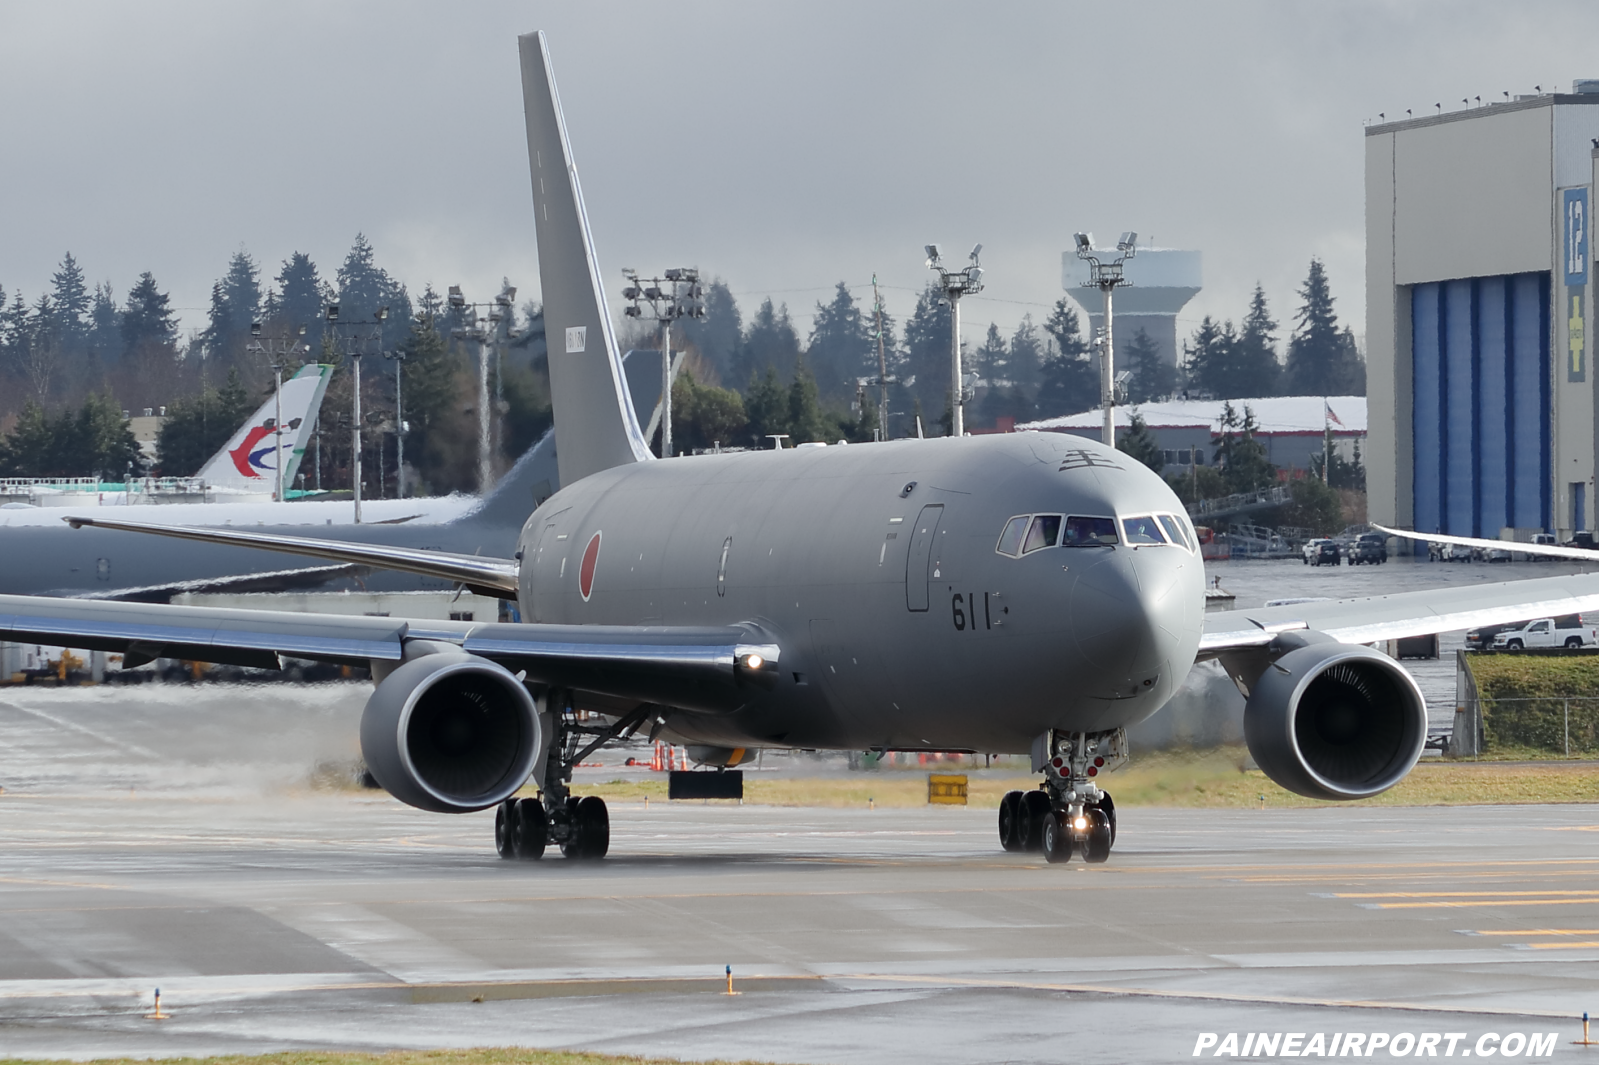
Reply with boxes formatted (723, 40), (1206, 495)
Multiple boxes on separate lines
(518, 31), (653, 487)
(195, 363), (333, 492)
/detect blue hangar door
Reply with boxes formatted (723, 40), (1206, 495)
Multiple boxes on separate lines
(1412, 273), (1550, 539)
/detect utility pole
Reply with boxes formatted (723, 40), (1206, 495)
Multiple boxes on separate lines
(385, 349), (407, 498)
(324, 304), (388, 523)
(872, 275), (892, 440)
(621, 267), (707, 457)
(1073, 232), (1137, 447)
(245, 322), (308, 502)
(448, 284), (520, 494)
(925, 244), (984, 437)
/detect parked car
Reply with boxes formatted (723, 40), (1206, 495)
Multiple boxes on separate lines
(1440, 542), (1474, 562)
(1492, 616), (1599, 650)
(1348, 532), (1388, 565)
(1303, 539), (1341, 566)
(1466, 623), (1519, 650)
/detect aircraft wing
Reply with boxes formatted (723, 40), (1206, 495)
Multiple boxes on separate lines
(63, 515), (519, 599)
(1199, 570), (1599, 655)
(0, 594), (778, 713)
(1374, 522), (1599, 562)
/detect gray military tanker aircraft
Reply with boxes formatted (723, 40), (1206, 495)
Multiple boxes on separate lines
(6, 30), (1599, 865)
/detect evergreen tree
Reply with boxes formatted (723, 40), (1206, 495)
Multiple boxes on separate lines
(805, 282), (870, 401)
(200, 250), (262, 363)
(272, 252), (329, 351)
(0, 393), (143, 478)
(396, 313), (473, 494)
(785, 357), (832, 443)
(1233, 283), (1282, 396)
(85, 282), (120, 362)
(740, 299), (802, 384)
(1036, 299), (1098, 416)
(335, 234), (412, 349)
(1285, 259), (1365, 395)
(901, 282), (952, 422)
(744, 366), (789, 444)
(1181, 315), (1235, 398)
(1124, 327), (1174, 403)
(974, 322), (1007, 385)
(155, 368), (257, 475)
(1117, 409), (1164, 472)
(49, 252), (90, 352)
(119, 271), (177, 358)
(676, 278), (742, 385)
(1008, 314), (1044, 393)
(1212, 401), (1276, 493)
(21, 293), (60, 400)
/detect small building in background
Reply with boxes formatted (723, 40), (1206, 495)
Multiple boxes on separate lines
(1062, 247), (1202, 376)
(1018, 395), (1366, 475)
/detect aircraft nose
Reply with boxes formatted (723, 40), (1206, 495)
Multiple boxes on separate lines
(1069, 548), (1195, 699)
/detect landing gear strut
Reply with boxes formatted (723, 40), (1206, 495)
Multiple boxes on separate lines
(999, 729), (1124, 864)
(496, 693), (652, 861)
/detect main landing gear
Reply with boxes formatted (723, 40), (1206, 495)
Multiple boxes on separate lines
(998, 729), (1124, 864)
(495, 692), (654, 861)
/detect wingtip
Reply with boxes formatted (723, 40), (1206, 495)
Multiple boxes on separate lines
(63, 516), (91, 530)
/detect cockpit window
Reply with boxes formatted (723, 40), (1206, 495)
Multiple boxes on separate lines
(995, 515), (1030, 557)
(1158, 514), (1192, 551)
(1122, 515), (1166, 545)
(1022, 514), (1062, 553)
(1063, 516), (1118, 546)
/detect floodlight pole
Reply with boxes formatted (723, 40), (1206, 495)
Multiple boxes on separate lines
(325, 305), (388, 522)
(448, 285), (520, 494)
(1074, 233), (1137, 447)
(621, 268), (707, 457)
(245, 324), (308, 503)
(926, 244), (984, 437)
(385, 350), (407, 498)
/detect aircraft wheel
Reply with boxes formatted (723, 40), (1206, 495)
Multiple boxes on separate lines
(1019, 790), (1053, 852)
(564, 795), (610, 859)
(1041, 811), (1073, 863)
(1082, 808), (1113, 863)
(1095, 791), (1117, 846)
(513, 797), (548, 860)
(495, 799), (517, 859)
(998, 791), (1025, 852)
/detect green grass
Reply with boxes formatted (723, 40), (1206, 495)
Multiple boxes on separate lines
(562, 747), (1599, 810)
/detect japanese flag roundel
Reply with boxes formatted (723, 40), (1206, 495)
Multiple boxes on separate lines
(578, 531), (602, 602)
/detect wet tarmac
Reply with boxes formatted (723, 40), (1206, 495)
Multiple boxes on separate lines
(1, 554), (1597, 1062)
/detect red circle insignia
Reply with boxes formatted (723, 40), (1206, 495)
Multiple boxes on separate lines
(578, 531), (601, 602)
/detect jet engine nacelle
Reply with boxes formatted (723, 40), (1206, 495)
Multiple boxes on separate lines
(360, 652), (540, 813)
(1243, 635), (1427, 801)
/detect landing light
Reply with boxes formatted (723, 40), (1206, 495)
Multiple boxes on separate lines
(1073, 816), (1088, 831)
(743, 653), (764, 670)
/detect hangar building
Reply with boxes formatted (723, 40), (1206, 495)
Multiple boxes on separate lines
(1367, 84), (1599, 540)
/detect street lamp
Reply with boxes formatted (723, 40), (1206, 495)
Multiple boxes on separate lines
(449, 284), (521, 494)
(621, 267), (706, 458)
(384, 347), (407, 498)
(324, 304), (387, 522)
(1074, 231), (1137, 447)
(245, 321), (309, 502)
(926, 243), (984, 437)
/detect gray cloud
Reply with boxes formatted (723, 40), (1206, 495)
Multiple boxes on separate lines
(3, 1), (1595, 365)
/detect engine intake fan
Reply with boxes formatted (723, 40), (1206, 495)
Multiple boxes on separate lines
(360, 652), (540, 813)
(1243, 635), (1427, 801)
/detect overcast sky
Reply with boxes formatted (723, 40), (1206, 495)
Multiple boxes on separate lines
(5, 2), (1599, 359)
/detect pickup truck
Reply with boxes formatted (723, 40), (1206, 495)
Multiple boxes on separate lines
(1492, 617), (1599, 650)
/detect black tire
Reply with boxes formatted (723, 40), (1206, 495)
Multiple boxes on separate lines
(513, 797), (547, 860)
(495, 799), (517, 859)
(1042, 810), (1072, 863)
(564, 795), (609, 859)
(1082, 808), (1112, 863)
(1095, 791), (1117, 846)
(997, 790), (1024, 852)
(1507, 639), (1523, 650)
(1019, 790), (1052, 852)
(1566, 637), (1583, 649)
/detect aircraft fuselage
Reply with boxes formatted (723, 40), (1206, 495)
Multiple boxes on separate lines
(515, 432), (1206, 753)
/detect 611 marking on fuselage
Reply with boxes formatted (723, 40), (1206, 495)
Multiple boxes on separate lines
(951, 591), (1004, 631)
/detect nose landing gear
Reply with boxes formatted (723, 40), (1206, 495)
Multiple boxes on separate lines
(999, 729), (1124, 864)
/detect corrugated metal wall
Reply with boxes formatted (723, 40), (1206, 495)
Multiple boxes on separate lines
(1411, 272), (1550, 536)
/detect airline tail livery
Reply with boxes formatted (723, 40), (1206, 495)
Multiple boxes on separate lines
(196, 364), (333, 493)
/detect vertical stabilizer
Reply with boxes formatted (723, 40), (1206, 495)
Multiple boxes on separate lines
(519, 31), (653, 486)
(196, 363), (333, 493)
